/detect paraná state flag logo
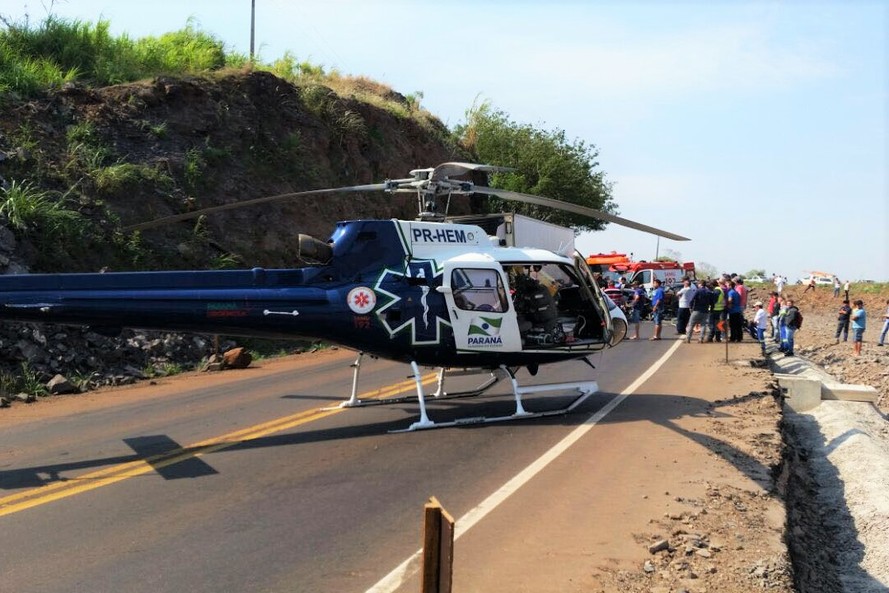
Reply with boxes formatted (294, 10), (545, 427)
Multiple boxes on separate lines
(467, 316), (503, 346)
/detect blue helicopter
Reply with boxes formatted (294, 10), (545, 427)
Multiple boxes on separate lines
(0, 163), (688, 430)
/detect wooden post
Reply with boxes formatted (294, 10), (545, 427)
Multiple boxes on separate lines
(716, 317), (728, 363)
(422, 496), (454, 593)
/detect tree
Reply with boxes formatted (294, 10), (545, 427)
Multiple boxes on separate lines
(696, 262), (718, 280)
(745, 268), (766, 278)
(657, 248), (682, 263)
(455, 101), (616, 233)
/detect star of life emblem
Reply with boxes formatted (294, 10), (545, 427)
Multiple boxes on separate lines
(347, 286), (377, 314)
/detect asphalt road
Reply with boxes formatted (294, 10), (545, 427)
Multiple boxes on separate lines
(0, 341), (685, 593)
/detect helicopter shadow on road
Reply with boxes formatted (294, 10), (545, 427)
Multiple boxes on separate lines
(0, 388), (612, 491)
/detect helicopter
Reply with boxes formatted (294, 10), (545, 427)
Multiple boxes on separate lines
(0, 162), (689, 431)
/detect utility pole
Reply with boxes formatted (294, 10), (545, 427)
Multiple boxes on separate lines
(249, 0), (256, 61)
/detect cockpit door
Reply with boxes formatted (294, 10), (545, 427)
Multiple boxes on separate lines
(438, 263), (522, 352)
(573, 252), (613, 338)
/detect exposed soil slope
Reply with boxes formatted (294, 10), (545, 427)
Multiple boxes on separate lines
(0, 71), (469, 273)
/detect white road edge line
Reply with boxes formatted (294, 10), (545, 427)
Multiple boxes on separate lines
(366, 340), (683, 592)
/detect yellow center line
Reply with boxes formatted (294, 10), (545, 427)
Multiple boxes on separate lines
(0, 373), (436, 517)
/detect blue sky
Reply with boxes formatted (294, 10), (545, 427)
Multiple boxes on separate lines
(4, 0), (887, 281)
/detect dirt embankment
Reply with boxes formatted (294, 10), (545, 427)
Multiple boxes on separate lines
(0, 71), (469, 274)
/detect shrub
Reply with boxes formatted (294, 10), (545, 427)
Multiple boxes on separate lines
(0, 180), (85, 236)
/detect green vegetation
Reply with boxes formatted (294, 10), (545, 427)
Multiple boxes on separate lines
(0, 179), (149, 270)
(1, 362), (50, 397)
(0, 16), (226, 92)
(853, 282), (889, 295)
(0, 16), (433, 130)
(94, 162), (174, 194)
(0, 179), (86, 238)
(456, 100), (615, 233)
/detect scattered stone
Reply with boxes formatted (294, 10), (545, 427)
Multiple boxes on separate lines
(46, 374), (78, 395)
(222, 346), (252, 369)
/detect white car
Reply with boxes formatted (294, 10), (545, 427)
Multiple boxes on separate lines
(799, 275), (834, 286)
(745, 276), (766, 284)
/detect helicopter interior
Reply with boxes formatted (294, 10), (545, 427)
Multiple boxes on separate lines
(448, 261), (605, 351)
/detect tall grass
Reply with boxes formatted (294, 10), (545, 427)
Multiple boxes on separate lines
(0, 16), (228, 93)
(0, 15), (430, 129)
(0, 179), (85, 236)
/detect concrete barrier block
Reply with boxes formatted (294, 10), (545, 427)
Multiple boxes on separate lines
(821, 382), (878, 403)
(777, 375), (822, 412)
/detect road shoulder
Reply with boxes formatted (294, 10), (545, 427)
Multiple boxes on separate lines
(453, 339), (793, 593)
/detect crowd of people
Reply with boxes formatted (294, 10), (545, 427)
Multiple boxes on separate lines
(623, 275), (775, 347)
(610, 272), (887, 357)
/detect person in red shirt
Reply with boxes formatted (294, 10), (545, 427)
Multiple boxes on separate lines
(735, 278), (748, 309)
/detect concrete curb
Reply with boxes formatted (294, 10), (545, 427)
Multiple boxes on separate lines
(765, 341), (889, 590)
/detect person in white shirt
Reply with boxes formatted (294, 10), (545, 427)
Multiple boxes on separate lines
(675, 278), (696, 335)
(753, 301), (768, 353)
(775, 275), (786, 295)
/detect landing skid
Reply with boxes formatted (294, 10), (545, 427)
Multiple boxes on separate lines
(331, 352), (598, 432)
(392, 363), (598, 433)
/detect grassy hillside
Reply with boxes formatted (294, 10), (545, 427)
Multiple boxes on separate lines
(0, 17), (465, 273)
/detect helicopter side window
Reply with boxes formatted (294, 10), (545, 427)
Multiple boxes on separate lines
(451, 269), (509, 312)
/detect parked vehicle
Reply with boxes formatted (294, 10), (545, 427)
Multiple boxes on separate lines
(586, 256), (695, 292)
(448, 212), (575, 255)
(798, 273), (835, 286)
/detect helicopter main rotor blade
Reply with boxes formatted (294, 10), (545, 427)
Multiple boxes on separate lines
(123, 183), (400, 231)
(471, 186), (691, 241)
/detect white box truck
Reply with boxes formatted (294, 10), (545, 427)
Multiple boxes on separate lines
(447, 213), (575, 256)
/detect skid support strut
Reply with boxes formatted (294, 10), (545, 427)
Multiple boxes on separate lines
(391, 365), (599, 432)
(340, 351), (365, 408)
(333, 355), (598, 431)
(336, 356), (499, 409)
